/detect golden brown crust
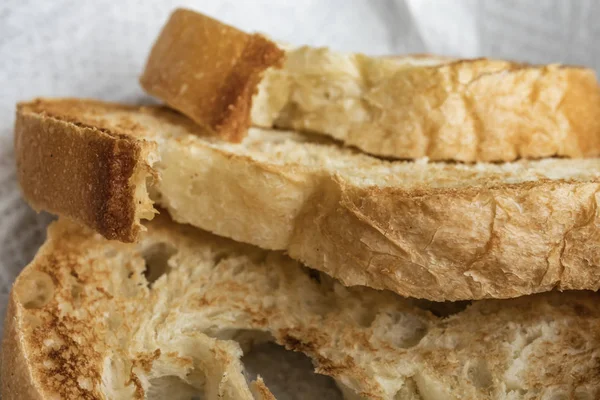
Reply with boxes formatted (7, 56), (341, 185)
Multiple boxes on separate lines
(140, 8), (600, 161)
(289, 177), (600, 300)
(140, 8), (284, 142)
(1, 294), (43, 400)
(15, 99), (156, 242)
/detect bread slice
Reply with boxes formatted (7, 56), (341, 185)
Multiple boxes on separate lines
(3, 214), (600, 400)
(14, 100), (158, 241)
(140, 8), (284, 142)
(140, 8), (600, 162)
(15, 98), (600, 301)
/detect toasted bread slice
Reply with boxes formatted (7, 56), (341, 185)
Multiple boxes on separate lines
(3, 214), (600, 400)
(140, 8), (600, 162)
(15, 98), (600, 301)
(140, 8), (284, 142)
(14, 100), (158, 241)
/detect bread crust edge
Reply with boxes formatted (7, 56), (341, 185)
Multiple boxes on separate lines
(15, 100), (156, 242)
(1, 291), (43, 400)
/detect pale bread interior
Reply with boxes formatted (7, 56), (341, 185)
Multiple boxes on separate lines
(112, 110), (600, 190)
(251, 47), (451, 128)
(11, 216), (600, 400)
(140, 9), (600, 162)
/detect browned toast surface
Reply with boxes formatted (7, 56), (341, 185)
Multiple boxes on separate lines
(3, 215), (600, 399)
(141, 9), (600, 162)
(15, 98), (600, 301)
(140, 8), (284, 142)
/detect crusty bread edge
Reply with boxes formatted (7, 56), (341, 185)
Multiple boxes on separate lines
(159, 134), (600, 301)
(18, 98), (600, 301)
(141, 8), (600, 162)
(1, 291), (43, 400)
(15, 100), (158, 242)
(266, 54), (600, 162)
(140, 8), (284, 142)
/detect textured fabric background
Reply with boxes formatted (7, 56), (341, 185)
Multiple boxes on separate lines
(1, 1), (599, 397)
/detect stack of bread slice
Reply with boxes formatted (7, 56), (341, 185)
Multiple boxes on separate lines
(4, 8), (600, 400)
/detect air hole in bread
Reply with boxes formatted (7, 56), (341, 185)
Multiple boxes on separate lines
(146, 376), (201, 400)
(300, 267), (335, 291)
(142, 243), (177, 287)
(546, 393), (569, 400)
(71, 284), (84, 308)
(371, 312), (428, 348)
(414, 300), (472, 318)
(205, 329), (273, 353)
(212, 251), (229, 267)
(147, 181), (163, 204)
(17, 271), (55, 309)
(307, 269), (321, 284)
(465, 359), (493, 390)
(242, 342), (343, 400)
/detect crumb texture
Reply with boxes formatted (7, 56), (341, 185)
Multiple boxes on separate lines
(3, 216), (600, 400)
(15, 98), (600, 301)
(254, 49), (600, 162)
(140, 8), (284, 142)
(140, 7), (600, 161)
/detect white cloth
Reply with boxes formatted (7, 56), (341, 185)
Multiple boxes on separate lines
(1, 1), (599, 397)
